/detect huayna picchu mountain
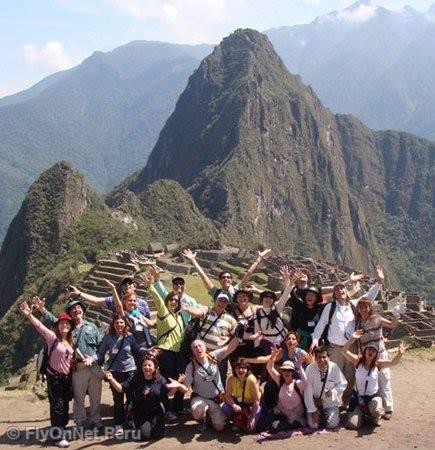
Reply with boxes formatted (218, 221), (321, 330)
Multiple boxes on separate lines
(113, 29), (434, 299)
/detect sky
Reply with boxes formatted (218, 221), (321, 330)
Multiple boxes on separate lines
(1, 0), (434, 98)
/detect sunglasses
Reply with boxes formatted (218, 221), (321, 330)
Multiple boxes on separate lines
(263, 295), (275, 299)
(220, 275), (232, 280)
(281, 369), (294, 373)
(173, 282), (185, 286)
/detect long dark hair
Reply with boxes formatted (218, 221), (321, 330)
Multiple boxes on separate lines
(109, 313), (129, 336)
(54, 322), (73, 346)
(259, 291), (279, 327)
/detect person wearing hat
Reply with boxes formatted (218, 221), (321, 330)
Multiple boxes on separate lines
(65, 278), (152, 328)
(352, 297), (402, 419)
(222, 359), (261, 433)
(289, 285), (326, 351)
(253, 266), (294, 355)
(310, 266), (385, 405)
(151, 267), (200, 323)
(182, 248), (272, 302)
(342, 330), (407, 429)
(35, 296), (103, 430)
(20, 300), (75, 448)
(264, 346), (308, 432)
(304, 345), (347, 429)
(184, 291), (238, 382)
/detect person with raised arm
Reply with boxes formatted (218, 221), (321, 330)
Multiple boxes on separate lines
(66, 277), (151, 319)
(151, 265), (200, 323)
(170, 337), (240, 432)
(32, 296), (103, 430)
(105, 354), (182, 440)
(342, 330), (406, 429)
(262, 346), (308, 433)
(309, 266), (385, 405)
(182, 248), (271, 302)
(97, 314), (140, 436)
(139, 267), (189, 420)
(20, 301), (74, 448)
(352, 297), (404, 419)
(102, 278), (155, 352)
(304, 345), (347, 430)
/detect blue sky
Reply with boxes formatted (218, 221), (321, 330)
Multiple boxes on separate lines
(1, 0), (433, 97)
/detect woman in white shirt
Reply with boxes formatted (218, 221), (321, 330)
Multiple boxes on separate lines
(342, 330), (406, 429)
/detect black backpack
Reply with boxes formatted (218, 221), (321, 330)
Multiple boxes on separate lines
(37, 339), (59, 379)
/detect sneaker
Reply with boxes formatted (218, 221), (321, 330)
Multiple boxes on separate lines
(383, 411), (393, 420)
(114, 425), (124, 437)
(140, 421), (152, 439)
(165, 411), (177, 421)
(55, 439), (70, 448)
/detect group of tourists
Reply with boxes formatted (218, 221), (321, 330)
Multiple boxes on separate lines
(19, 248), (407, 447)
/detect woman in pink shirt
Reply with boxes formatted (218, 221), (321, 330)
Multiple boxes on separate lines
(20, 301), (74, 448)
(265, 346), (307, 433)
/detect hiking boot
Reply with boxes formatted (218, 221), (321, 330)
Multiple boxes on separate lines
(198, 417), (208, 432)
(165, 411), (177, 421)
(383, 411), (393, 420)
(114, 425), (124, 437)
(140, 421), (152, 439)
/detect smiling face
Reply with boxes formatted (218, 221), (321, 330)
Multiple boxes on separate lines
(357, 300), (372, 320)
(235, 364), (248, 379)
(219, 272), (233, 289)
(167, 294), (180, 313)
(235, 292), (250, 308)
(68, 304), (84, 323)
(142, 358), (157, 379)
(333, 284), (348, 301)
(315, 350), (329, 370)
(113, 318), (126, 335)
(57, 319), (72, 336)
(123, 294), (138, 311)
(214, 297), (229, 314)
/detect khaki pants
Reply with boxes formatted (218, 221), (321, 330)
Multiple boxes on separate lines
(346, 396), (384, 429)
(328, 346), (355, 406)
(191, 397), (225, 431)
(72, 365), (102, 426)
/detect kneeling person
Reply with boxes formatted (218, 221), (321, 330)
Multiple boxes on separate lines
(304, 346), (347, 429)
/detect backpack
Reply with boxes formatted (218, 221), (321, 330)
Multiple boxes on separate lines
(37, 339), (59, 380)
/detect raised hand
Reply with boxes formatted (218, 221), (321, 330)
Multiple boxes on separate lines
(352, 329), (364, 340)
(148, 265), (161, 282)
(66, 284), (81, 297)
(137, 272), (153, 289)
(398, 341), (408, 355)
(376, 266), (385, 284)
(258, 248), (272, 259)
(103, 279), (116, 290)
(349, 272), (364, 283)
(182, 248), (197, 261)
(31, 296), (46, 311)
(19, 301), (33, 316)
(270, 345), (281, 361)
(279, 265), (291, 284)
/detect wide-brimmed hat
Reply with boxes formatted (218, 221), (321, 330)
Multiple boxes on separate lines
(279, 360), (296, 371)
(259, 290), (278, 302)
(65, 298), (87, 312)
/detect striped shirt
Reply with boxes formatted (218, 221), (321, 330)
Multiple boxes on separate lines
(198, 307), (237, 351)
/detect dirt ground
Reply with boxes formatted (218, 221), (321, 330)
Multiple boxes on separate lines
(0, 350), (434, 449)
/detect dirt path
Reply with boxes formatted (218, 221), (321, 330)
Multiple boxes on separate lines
(0, 351), (434, 449)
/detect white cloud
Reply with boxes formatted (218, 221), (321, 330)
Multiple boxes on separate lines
(337, 3), (378, 22)
(23, 41), (73, 71)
